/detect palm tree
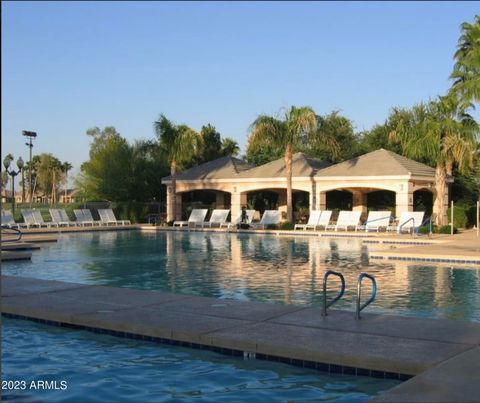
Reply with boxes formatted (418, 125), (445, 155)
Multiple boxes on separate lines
(249, 106), (317, 222)
(390, 95), (478, 226)
(450, 15), (480, 108)
(49, 158), (62, 205)
(221, 138), (240, 157)
(154, 114), (200, 221)
(61, 162), (73, 203)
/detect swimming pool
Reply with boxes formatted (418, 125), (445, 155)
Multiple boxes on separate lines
(3, 230), (480, 322)
(2, 318), (400, 402)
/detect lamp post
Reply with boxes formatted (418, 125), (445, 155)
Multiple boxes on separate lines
(3, 156), (24, 216)
(22, 130), (37, 203)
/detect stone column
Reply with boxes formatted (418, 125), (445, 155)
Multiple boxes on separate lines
(352, 191), (368, 215)
(395, 182), (413, 219)
(231, 189), (247, 221)
(318, 191), (327, 210)
(175, 193), (182, 221)
(309, 182), (316, 213)
(166, 185), (174, 222)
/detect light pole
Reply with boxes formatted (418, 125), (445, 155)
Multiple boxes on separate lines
(4, 156), (24, 216)
(22, 130), (37, 203)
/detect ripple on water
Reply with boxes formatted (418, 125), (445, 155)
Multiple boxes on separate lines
(2, 318), (400, 402)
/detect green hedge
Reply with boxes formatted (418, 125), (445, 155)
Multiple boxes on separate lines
(278, 221), (295, 230)
(418, 224), (458, 234)
(112, 202), (151, 224)
(447, 203), (469, 229)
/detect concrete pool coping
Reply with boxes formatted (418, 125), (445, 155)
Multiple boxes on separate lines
(2, 275), (480, 402)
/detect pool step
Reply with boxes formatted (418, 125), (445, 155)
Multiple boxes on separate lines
(1, 251), (32, 261)
(1, 242), (41, 251)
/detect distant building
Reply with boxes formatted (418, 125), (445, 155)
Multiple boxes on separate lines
(1, 188), (79, 204)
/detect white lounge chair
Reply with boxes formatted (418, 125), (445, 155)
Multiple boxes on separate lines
(388, 212), (425, 234)
(294, 210), (322, 230)
(21, 209), (58, 228)
(358, 211), (392, 232)
(98, 209), (118, 226)
(250, 210), (280, 229)
(73, 209), (100, 226)
(98, 209), (131, 226)
(326, 211), (361, 231)
(199, 209), (230, 228)
(317, 210), (333, 230)
(50, 209), (77, 227)
(1, 209), (25, 229)
(173, 209), (208, 227)
(82, 209), (102, 226)
(220, 209), (256, 228)
(32, 209), (58, 228)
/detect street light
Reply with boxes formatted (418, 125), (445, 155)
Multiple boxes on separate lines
(4, 156), (24, 216)
(22, 130), (37, 203)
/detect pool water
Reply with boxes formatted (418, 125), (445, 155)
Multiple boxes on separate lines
(1, 318), (400, 402)
(3, 230), (480, 321)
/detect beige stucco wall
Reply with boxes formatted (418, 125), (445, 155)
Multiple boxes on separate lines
(164, 175), (442, 222)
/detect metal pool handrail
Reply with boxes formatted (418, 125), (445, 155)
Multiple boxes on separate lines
(415, 216), (433, 236)
(399, 217), (416, 236)
(322, 270), (345, 316)
(1, 225), (23, 243)
(363, 215), (393, 225)
(355, 272), (377, 319)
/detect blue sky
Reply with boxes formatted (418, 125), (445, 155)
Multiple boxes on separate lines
(2, 1), (479, 178)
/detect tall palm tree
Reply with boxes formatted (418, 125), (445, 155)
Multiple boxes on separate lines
(249, 106), (317, 222)
(390, 95), (478, 226)
(50, 158), (62, 205)
(450, 15), (480, 108)
(154, 114), (200, 221)
(61, 162), (73, 202)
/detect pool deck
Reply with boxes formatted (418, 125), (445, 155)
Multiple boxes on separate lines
(2, 275), (480, 402)
(369, 229), (480, 265)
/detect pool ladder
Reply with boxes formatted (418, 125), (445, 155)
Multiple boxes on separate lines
(321, 270), (377, 319)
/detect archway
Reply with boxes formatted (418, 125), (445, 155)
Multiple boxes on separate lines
(367, 190), (395, 212)
(326, 190), (352, 211)
(179, 190), (231, 220)
(414, 189), (433, 216)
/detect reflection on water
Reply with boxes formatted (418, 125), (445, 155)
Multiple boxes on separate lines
(3, 231), (480, 322)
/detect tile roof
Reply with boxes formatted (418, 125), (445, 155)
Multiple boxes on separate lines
(162, 156), (254, 181)
(315, 149), (436, 177)
(237, 152), (331, 178)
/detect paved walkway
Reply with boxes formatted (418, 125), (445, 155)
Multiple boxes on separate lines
(2, 276), (480, 401)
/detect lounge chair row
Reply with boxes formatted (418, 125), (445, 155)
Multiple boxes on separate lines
(172, 208), (425, 234)
(295, 210), (425, 233)
(1, 208), (131, 229)
(173, 209), (281, 229)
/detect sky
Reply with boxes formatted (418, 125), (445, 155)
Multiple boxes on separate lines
(2, 1), (479, 180)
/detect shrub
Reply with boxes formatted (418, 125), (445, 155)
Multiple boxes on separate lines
(265, 224), (278, 230)
(447, 203), (469, 229)
(418, 224), (436, 234)
(113, 202), (150, 224)
(438, 225), (457, 234)
(278, 221), (295, 230)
